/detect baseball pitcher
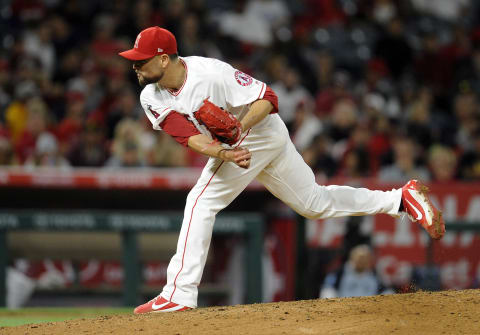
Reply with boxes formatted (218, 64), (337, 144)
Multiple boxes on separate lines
(118, 27), (445, 313)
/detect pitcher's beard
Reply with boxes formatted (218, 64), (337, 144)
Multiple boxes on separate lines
(138, 73), (163, 88)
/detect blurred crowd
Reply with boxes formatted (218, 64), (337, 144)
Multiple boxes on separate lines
(1, 0), (480, 182)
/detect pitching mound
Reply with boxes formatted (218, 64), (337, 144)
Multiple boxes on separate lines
(2, 289), (479, 334)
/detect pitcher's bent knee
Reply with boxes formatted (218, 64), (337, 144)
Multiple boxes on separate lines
(291, 184), (333, 219)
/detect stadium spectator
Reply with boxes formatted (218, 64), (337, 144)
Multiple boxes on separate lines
(90, 14), (123, 69)
(49, 15), (77, 61)
(5, 80), (38, 144)
(354, 58), (393, 99)
(290, 101), (323, 153)
(302, 134), (337, 179)
(23, 21), (55, 79)
(414, 30), (451, 98)
(0, 136), (18, 166)
(454, 44), (480, 95)
(145, 131), (189, 167)
(65, 61), (104, 115)
(404, 86), (434, 150)
(313, 50), (335, 93)
(337, 124), (373, 176)
(106, 119), (146, 168)
(327, 98), (358, 143)
(379, 136), (431, 183)
(271, 67), (313, 130)
(335, 148), (370, 178)
(56, 92), (86, 156)
(453, 89), (480, 151)
(410, 0), (471, 22)
(67, 121), (109, 167)
(177, 11), (221, 59)
(367, 115), (393, 175)
(216, 0), (290, 48)
(320, 245), (390, 298)
(458, 130), (480, 180)
(105, 86), (144, 139)
(371, 0), (398, 26)
(374, 17), (413, 80)
(315, 70), (354, 118)
(428, 144), (458, 182)
(115, 0), (164, 39)
(14, 96), (54, 163)
(24, 132), (70, 169)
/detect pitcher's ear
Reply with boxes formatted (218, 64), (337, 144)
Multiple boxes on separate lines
(159, 54), (171, 68)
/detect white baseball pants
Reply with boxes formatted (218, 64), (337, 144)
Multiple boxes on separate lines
(160, 114), (402, 308)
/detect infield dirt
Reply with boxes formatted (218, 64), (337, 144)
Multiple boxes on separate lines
(1, 289), (479, 335)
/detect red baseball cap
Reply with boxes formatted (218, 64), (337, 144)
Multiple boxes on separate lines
(119, 27), (177, 61)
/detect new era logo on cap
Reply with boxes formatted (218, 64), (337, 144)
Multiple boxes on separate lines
(134, 33), (142, 49)
(119, 27), (177, 61)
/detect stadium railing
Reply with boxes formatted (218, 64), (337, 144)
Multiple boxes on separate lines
(0, 210), (264, 307)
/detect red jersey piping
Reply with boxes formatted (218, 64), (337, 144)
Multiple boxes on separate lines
(168, 59), (188, 96)
(169, 129), (251, 302)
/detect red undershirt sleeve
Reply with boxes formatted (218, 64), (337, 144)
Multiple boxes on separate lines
(159, 111), (201, 147)
(262, 85), (279, 114)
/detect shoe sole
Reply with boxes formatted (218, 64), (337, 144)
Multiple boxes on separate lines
(417, 182), (445, 240)
(151, 308), (191, 313)
(134, 307), (191, 314)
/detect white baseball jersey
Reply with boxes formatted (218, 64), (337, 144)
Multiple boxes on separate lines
(140, 56), (267, 140)
(137, 56), (402, 308)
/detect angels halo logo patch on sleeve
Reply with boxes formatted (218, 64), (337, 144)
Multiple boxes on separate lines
(234, 70), (253, 86)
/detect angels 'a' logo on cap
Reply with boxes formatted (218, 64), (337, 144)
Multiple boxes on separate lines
(119, 27), (178, 60)
(134, 33), (142, 49)
(234, 70), (253, 86)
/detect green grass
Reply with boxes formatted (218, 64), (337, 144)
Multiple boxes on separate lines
(0, 307), (132, 327)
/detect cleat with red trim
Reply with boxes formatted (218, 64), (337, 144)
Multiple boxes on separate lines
(134, 295), (192, 314)
(401, 180), (445, 240)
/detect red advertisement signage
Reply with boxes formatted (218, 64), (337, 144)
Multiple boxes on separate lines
(307, 182), (480, 289)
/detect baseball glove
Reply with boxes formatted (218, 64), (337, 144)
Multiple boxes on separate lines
(194, 99), (242, 145)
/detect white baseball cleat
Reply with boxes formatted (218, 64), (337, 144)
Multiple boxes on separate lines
(401, 179), (445, 240)
(134, 295), (192, 314)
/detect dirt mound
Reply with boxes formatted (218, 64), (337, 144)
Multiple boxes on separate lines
(2, 289), (479, 335)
